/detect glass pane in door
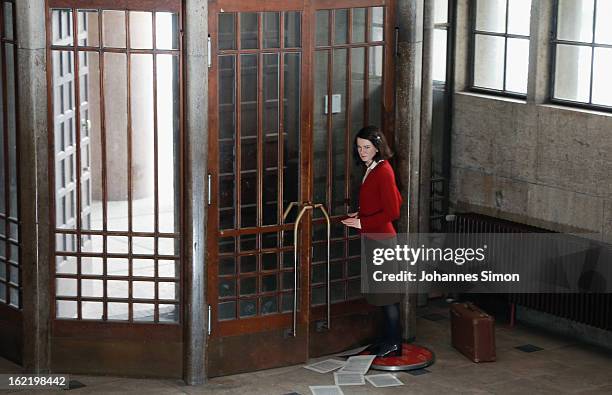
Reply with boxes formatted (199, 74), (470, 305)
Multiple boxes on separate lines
(262, 54), (279, 225)
(368, 45), (384, 128)
(240, 53), (258, 228)
(312, 50), (328, 211)
(331, 48), (347, 216)
(283, 52), (301, 221)
(215, 11), (302, 322)
(51, 8), (182, 323)
(218, 55), (236, 230)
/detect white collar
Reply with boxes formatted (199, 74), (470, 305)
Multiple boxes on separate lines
(366, 160), (380, 170)
(362, 160), (381, 183)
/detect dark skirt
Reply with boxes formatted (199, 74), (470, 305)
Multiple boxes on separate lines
(361, 235), (402, 306)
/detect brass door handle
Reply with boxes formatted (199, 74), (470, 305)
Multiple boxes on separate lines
(288, 202), (332, 337)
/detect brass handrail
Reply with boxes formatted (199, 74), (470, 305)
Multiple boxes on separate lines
(284, 202), (332, 337)
(282, 201), (299, 222)
(313, 203), (331, 331)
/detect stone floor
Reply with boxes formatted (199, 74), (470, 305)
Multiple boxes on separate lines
(2, 300), (612, 394)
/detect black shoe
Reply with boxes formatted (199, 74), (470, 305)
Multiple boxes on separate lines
(376, 342), (402, 358)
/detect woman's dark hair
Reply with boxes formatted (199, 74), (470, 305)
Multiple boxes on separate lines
(352, 125), (393, 165)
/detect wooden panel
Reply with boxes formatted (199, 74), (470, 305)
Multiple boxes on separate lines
(52, 320), (182, 341)
(51, 321), (182, 376)
(308, 308), (380, 357)
(310, 299), (375, 321)
(217, 313), (292, 337)
(0, 305), (22, 365)
(51, 337), (182, 378)
(207, 323), (308, 377)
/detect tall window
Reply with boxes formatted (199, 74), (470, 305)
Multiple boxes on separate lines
(471, 0), (532, 96)
(0, 0), (19, 310)
(553, 0), (612, 109)
(50, 7), (182, 323)
(433, 0), (450, 84)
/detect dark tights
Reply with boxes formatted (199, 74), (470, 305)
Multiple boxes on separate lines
(382, 303), (401, 345)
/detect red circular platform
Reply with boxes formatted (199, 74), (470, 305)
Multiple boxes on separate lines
(361, 343), (435, 371)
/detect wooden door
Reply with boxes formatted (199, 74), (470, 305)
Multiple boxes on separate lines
(206, 0), (395, 376)
(48, 1), (185, 377)
(308, 0), (395, 357)
(207, 0), (312, 376)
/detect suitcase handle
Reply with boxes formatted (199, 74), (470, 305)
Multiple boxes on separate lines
(453, 303), (489, 318)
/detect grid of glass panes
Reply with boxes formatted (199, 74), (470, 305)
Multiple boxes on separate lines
(50, 8), (182, 323)
(471, 0), (532, 95)
(217, 11), (301, 231)
(217, 232), (301, 320)
(0, 0), (19, 309)
(552, 0), (612, 108)
(311, 7), (386, 306)
(310, 222), (361, 306)
(433, 0), (450, 84)
(216, 11), (302, 320)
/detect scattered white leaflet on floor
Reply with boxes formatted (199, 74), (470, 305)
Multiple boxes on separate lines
(303, 359), (346, 373)
(365, 373), (404, 387)
(333, 372), (365, 386)
(337, 355), (376, 375)
(309, 385), (345, 395)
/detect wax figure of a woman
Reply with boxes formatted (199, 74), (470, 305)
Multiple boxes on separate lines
(341, 125), (403, 358)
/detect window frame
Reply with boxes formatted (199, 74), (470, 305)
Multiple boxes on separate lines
(469, 0), (531, 99)
(550, 0), (612, 112)
(433, 0), (452, 88)
(47, 4), (184, 324)
(0, 0), (21, 311)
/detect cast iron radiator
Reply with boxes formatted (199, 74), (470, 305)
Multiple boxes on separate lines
(443, 213), (612, 331)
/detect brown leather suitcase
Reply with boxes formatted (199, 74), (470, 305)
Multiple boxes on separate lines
(450, 302), (496, 362)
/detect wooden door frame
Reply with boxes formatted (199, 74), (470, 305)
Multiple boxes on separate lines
(206, 0), (396, 373)
(207, 0), (314, 339)
(46, 0), (185, 378)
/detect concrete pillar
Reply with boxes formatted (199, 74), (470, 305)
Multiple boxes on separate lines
(453, 0), (470, 91)
(419, 0), (433, 234)
(395, 0), (424, 342)
(527, 0), (553, 104)
(16, 0), (51, 373)
(183, 0), (208, 385)
(417, 0), (434, 308)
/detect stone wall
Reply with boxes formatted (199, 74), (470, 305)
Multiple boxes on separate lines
(450, 92), (612, 239)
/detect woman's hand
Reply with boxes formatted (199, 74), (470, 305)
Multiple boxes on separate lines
(347, 212), (359, 218)
(341, 217), (361, 229)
